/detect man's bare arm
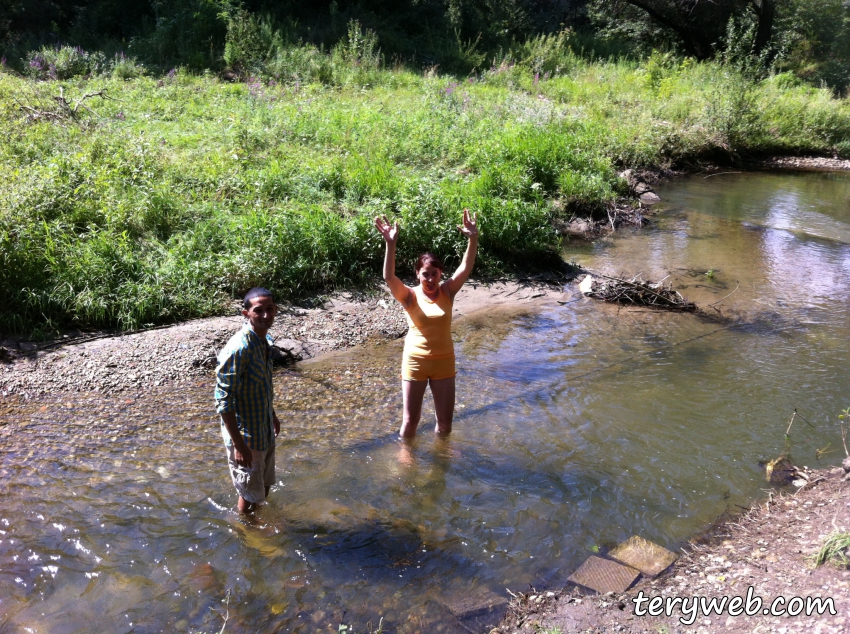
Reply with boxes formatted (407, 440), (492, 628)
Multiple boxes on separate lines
(221, 411), (253, 468)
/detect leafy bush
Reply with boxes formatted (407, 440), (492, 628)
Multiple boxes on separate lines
(25, 46), (106, 80)
(776, 0), (850, 93)
(110, 52), (146, 79)
(333, 20), (381, 71)
(508, 29), (578, 76)
(223, 10), (288, 74)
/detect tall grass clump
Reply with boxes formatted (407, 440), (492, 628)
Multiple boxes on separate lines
(22, 45), (145, 81)
(1, 49), (849, 333)
(223, 15), (383, 87)
(811, 531), (850, 567)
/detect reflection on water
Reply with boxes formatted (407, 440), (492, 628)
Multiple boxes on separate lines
(2, 170), (850, 632)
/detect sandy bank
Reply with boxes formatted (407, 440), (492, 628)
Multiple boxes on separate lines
(0, 277), (571, 400)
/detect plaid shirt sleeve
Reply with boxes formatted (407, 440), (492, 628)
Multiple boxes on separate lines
(214, 338), (245, 414)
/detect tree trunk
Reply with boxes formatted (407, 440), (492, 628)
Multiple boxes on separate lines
(752, 0), (776, 55)
(624, 0), (722, 60)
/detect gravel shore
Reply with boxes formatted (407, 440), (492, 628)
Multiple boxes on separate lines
(0, 279), (569, 400)
(749, 156), (850, 171)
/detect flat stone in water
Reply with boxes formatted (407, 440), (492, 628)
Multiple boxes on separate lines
(608, 535), (678, 578)
(439, 588), (509, 633)
(639, 191), (661, 206)
(567, 556), (640, 594)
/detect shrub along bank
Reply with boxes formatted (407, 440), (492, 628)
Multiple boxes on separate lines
(1, 54), (849, 333)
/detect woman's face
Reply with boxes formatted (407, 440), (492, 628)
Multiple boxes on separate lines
(416, 263), (443, 295)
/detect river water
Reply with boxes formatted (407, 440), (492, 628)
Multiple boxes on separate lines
(2, 170), (849, 633)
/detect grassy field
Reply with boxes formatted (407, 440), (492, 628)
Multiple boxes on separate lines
(2, 53), (850, 333)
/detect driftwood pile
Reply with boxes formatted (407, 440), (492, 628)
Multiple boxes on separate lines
(579, 273), (695, 311)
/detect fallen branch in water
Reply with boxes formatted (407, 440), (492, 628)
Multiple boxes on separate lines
(704, 171), (742, 179)
(579, 272), (695, 311)
(706, 283), (740, 309)
(208, 588), (231, 634)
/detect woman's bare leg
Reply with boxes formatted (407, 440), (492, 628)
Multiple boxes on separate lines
(429, 376), (456, 435)
(401, 379), (428, 437)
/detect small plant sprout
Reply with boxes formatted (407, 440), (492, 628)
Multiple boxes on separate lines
(705, 268), (714, 278)
(839, 408), (850, 470)
(783, 409), (798, 451)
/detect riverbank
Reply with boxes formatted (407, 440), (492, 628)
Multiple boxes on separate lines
(0, 277), (570, 400)
(4, 59), (850, 333)
(499, 468), (850, 634)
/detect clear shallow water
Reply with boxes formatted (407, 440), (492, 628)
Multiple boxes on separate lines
(2, 170), (850, 632)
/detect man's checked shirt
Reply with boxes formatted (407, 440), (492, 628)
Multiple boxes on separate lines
(214, 325), (275, 451)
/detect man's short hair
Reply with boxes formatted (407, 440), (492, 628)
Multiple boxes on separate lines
(243, 287), (274, 309)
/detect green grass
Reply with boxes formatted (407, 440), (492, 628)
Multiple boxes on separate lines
(811, 531), (850, 567)
(1, 53), (849, 332)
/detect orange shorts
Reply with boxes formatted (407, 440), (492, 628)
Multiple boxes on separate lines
(401, 354), (456, 381)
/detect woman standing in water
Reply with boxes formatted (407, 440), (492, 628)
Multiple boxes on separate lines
(374, 210), (479, 437)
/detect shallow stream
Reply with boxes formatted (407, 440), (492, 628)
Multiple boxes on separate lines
(2, 170), (850, 632)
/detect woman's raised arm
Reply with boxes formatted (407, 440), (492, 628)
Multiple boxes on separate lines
(374, 216), (413, 307)
(443, 209), (479, 299)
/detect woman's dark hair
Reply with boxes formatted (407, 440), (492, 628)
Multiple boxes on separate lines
(414, 252), (444, 274)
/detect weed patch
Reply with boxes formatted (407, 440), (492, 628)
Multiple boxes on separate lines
(1, 55), (849, 332)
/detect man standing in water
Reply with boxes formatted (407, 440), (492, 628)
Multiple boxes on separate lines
(214, 287), (281, 514)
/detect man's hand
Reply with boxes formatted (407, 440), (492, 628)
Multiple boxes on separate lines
(232, 443), (253, 469)
(221, 411), (253, 468)
(273, 412), (281, 437)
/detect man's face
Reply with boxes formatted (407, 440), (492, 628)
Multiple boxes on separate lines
(242, 295), (277, 334)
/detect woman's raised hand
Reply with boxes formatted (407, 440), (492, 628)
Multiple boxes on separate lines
(457, 208), (478, 239)
(374, 216), (399, 244)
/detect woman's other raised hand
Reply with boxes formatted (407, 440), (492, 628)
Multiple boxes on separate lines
(374, 216), (399, 245)
(457, 208), (478, 239)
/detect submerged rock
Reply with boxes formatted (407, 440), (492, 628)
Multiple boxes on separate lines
(439, 587), (509, 634)
(639, 191), (661, 206)
(764, 455), (802, 485)
(567, 555), (640, 594)
(608, 536), (678, 578)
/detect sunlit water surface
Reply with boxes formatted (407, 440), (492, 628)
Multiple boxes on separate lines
(2, 170), (850, 632)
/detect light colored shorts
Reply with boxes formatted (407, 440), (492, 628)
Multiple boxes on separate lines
(401, 354), (456, 382)
(225, 442), (275, 504)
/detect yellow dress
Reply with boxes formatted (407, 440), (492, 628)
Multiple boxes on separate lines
(401, 285), (456, 381)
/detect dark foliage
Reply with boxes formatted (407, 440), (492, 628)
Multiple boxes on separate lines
(598, 0), (775, 60)
(0, 0), (588, 72)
